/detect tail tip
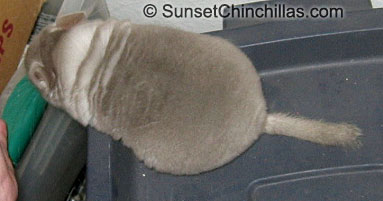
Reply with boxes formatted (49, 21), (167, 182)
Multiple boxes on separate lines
(336, 123), (363, 149)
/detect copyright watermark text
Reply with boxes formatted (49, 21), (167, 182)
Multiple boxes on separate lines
(143, 3), (344, 19)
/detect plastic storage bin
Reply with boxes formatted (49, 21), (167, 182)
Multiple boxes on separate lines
(86, 6), (383, 201)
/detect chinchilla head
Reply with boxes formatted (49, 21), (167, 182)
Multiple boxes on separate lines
(25, 12), (90, 106)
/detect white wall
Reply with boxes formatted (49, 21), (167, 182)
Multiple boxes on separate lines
(371, 0), (383, 8)
(107, 0), (383, 33)
(107, 0), (263, 33)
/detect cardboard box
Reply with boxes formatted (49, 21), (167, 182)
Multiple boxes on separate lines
(0, 0), (45, 94)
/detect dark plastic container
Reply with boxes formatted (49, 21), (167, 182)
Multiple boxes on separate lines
(87, 7), (383, 201)
(16, 106), (87, 201)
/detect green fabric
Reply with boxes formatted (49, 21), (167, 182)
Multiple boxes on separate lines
(1, 76), (47, 165)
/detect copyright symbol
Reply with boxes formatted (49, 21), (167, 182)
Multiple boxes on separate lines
(143, 4), (157, 18)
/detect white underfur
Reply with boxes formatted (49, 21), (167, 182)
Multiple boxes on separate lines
(52, 20), (119, 125)
(93, 20), (132, 119)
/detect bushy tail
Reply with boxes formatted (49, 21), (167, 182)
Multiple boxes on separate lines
(264, 113), (362, 148)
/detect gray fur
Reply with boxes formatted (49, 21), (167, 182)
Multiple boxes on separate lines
(24, 13), (361, 175)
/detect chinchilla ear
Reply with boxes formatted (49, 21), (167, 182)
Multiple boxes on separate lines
(28, 63), (53, 92)
(55, 12), (86, 30)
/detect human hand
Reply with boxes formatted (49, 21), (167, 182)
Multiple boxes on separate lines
(0, 119), (18, 201)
